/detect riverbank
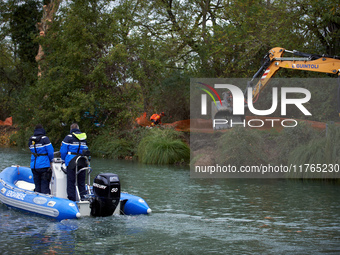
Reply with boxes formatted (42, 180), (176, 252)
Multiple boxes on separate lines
(1, 125), (191, 165)
(2, 122), (340, 181)
(191, 123), (340, 180)
(0, 125), (18, 147)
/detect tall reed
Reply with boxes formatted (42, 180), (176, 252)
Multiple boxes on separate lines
(137, 127), (190, 164)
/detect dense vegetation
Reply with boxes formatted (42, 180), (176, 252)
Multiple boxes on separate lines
(1, 0), (339, 164)
(203, 122), (339, 180)
(137, 127), (189, 164)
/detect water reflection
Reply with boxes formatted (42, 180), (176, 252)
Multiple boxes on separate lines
(0, 206), (77, 254)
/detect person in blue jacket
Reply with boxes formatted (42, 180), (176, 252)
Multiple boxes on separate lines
(28, 124), (54, 194)
(60, 123), (89, 201)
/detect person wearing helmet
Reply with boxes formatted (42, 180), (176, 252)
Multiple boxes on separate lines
(150, 112), (165, 126)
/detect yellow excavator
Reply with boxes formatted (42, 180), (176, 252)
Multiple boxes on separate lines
(212, 47), (340, 129)
(249, 47), (340, 104)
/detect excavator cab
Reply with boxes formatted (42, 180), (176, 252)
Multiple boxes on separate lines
(212, 91), (245, 129)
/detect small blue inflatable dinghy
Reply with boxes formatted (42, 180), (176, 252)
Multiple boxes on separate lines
(0, 156), (151, 221)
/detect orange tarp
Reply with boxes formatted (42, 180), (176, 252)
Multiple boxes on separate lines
(164, 119), (191, 131)
(135, 112), (191, 131)
(136, 112), (152, 126)
(0, 117), (12, 126)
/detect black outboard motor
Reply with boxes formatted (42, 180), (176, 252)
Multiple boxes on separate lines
(90, 173), (121, 217)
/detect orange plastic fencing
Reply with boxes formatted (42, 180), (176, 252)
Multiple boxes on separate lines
(135, 112), (152, 126)
(135, 112), (191, 131)
(0, 117), (12, 126)
(164, 119), (191, 131)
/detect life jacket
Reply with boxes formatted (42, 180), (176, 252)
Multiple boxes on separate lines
(30, 135), (47, 169)
(68, 132), (90, 170)
(28, 131), (54, 170)
(29, 136), (47, 156)
(69, 132), (87, 156)
(60, 129), (89, 167)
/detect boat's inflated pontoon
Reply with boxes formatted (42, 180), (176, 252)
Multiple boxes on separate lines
(0, 153), (151, 221)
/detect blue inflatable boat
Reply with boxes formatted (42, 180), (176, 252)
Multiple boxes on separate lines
(0, 157), (151, 221)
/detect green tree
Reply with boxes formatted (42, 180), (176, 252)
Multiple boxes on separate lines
(290, 0), (340, 56)
(0, 0), (41, 121)
(29, 0), (142, 142)
(10, 0), (41, 63)
(3, 0), (340, 147)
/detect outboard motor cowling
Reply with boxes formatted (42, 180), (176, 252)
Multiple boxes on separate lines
(90, 173), (120, 217)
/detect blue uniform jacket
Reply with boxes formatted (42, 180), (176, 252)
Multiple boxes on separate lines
(60, 129), (88, 166)
(28, 128), (54, 169)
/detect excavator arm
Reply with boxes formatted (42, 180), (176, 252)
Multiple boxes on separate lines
(212, 47), (340, 129)
(247, 47), (340, 101)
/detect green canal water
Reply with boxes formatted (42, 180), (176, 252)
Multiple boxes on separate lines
(0, 147), (339, 254)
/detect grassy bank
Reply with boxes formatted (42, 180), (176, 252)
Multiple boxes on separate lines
(7, 125), (190, 165)
(0, 126), (19, 147)
(137, 128), (190, 164)
(85, 126), (190, 165)
(191, 122), (340, 181)
(192, 122), (325, 167)
(6, 122), (340, 180)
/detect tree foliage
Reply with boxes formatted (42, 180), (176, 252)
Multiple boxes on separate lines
(0, 0), (41, 120)
(0, 0), (339, 145)
(10, 0), (41, 63)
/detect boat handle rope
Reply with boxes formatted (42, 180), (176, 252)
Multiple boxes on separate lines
(0, 178), (53, 198)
